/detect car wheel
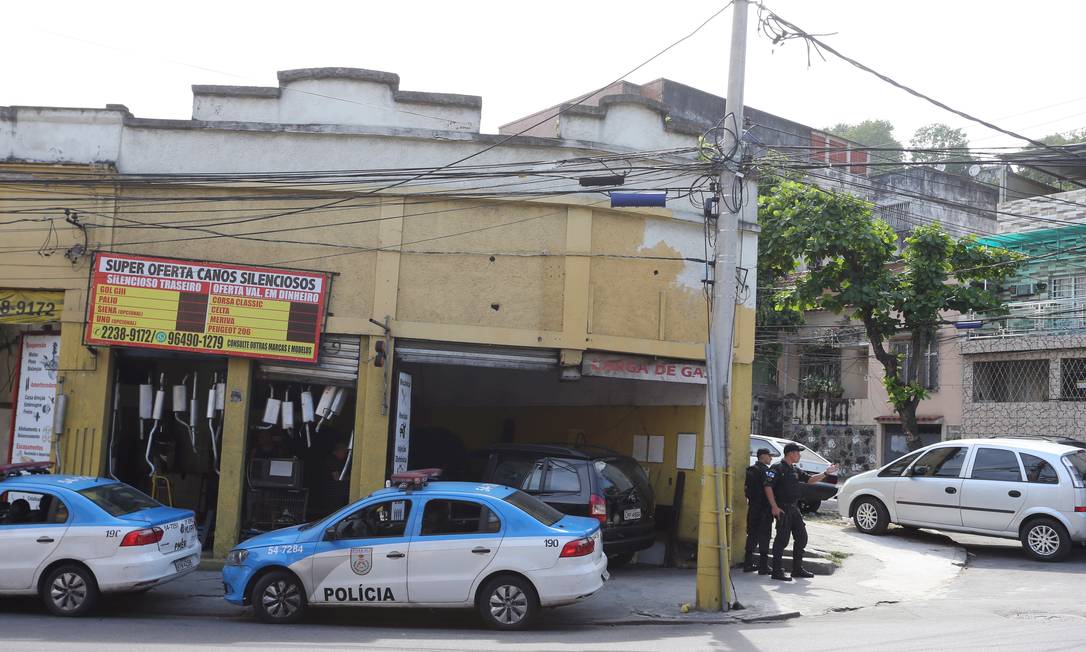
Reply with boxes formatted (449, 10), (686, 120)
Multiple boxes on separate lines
(1021, 518), (1071, 562)
(607, 552), (634, 568)
(251, 570), (306, 624)
(799, 500), (822, 514)
(41, 564), (99, 617)
(477, 574), (539, 630)
(852, 497), (890, 535)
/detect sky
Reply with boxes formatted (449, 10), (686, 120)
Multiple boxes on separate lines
(3, 0), (1084, 152)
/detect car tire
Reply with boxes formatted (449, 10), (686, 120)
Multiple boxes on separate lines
(607, 552), (634, 568)
(41, 564), (99, 617)
(1021, 517), (1071, 562)
(477, 574), (539, 630)
(251, 570), (306, 624)
(852, 497), (890, 535)
(799, 500), (822, 514)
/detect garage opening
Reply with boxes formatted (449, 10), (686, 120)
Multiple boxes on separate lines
(393, 340), (705, 565)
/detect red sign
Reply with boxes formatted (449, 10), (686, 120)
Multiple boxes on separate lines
(84, 253), (328, 362)
(581, 353), (707, 384)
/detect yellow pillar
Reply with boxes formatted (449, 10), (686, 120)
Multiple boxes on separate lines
(212, 357), (252, 557)
(695, 408), (724, 610)
(55, 290), (113, 476)
(349, 335), (393, 501)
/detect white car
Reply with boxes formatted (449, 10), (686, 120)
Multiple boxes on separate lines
(223, 471), (608, 629)
(837, 438), (1086, 561)
(749, 435), (839, 512)
(0, 465), (201, 616)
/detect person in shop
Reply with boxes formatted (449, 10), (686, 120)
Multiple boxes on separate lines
(312, 437), (351, 517)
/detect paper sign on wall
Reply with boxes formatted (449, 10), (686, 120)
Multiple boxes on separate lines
(393, 372), (412, 474)
(632, 435), (648, 462)
(647, 435), (665, 464)
(10, 333), (61, 464)
(676, 433), (697, 470)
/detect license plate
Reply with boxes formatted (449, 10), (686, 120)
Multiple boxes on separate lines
(174, 555), (195, 573)
(623, 508), (641, 521)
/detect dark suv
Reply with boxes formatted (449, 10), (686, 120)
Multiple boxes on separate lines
(478, 444), (656, 565)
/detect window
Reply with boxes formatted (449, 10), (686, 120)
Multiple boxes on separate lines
(891, 340), (939, 391)
(330, 499), (411, 540)
(750, 438), (777, 458)
(1060, 358), (1086, 401)
(492, 456), (542, 492)
(0, 491), (69, 525)
(1062, 451), (1086, 487)
(912, 447), (967, 478)
(1049, 275), (1086, 300)
(542, 460), (581, 493)
(504, 490), (563, 526)
(420, 500), (500, 536)
(974, 360), (1049, 402)
(879, 451), (924, 477)
(1021, 453), (1059, 484)
(970, 448), (1023, 482)
(79, 483), (159, 517)
(799, 345), (841, 395)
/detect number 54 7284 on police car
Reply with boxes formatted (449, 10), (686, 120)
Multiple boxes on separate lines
(223, 473), (608, 630)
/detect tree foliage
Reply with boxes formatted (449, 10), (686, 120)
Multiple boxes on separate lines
(1015, 127), (1086, 190)
(825, 119), (904, 166)
(910, 123), (970, 174)
(758, 180), (1024, 448)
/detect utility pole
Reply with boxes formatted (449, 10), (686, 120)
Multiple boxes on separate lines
(696, 0), (752, 612)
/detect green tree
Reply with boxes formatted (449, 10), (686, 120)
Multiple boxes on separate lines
(825, 119), (904, 167)
(758, 180), (1023, 449)
(910, 123), (970, 174)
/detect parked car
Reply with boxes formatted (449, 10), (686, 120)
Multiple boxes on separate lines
(0, 463), (200, 616)
(749, 435), (839, 513)
(837, 438), (1086, 561)
(222, 470), (607, 629)
(478, 444), (655, 566)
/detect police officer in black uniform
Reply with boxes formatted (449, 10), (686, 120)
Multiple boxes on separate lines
(764, 443), (838, 581)
(742, 448), (774, 574)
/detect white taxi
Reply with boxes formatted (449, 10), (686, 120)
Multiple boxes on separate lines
(222, 470), (608, 629)
(0, 464), (201, 616)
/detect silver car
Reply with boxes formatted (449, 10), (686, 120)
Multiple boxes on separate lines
(837, 438), (1086, 561)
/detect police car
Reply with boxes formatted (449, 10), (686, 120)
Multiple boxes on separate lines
(0, 463), (200, 616)
(223, 469), (608, 629)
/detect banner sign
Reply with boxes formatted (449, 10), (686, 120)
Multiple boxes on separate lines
(0, 290), (64, 324)
(84, 253), (328, 362)
(581, 353), (707, 384)
(10, 333), (61, 463)
(393, 372), (412, 474)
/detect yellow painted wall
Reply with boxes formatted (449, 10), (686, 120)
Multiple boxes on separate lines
(417, 404), (705, 541)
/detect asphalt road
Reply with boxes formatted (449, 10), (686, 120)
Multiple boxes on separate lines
(3, 526), (1085, 651)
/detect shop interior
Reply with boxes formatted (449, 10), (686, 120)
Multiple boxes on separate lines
(109, 349), (228, 547)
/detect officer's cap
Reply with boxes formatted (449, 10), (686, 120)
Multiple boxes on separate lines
(782, 443), (805, 454)
(756, 448), (773, 457)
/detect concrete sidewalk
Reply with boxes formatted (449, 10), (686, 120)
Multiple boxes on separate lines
(129, 519), (967, 627)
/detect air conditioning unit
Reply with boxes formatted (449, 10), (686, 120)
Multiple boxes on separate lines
(1011, 283), (1036, 297)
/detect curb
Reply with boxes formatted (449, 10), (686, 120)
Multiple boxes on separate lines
(594, 610), (801, 626)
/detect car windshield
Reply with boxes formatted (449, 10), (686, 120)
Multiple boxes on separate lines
(1064, 450), (1086, 482)
(78, 483), (160, 517)
(504, 489), (563, 526)
(799, 447), (831, 466)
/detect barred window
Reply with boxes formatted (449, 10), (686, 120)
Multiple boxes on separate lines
(799, 345), (841, 386)
(1061, 358), (1086, 401)
(974, 360), (1049, 402)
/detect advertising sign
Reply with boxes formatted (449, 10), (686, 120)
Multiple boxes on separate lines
(393, 372), (412, 474)
(0, 290), (64, 324)
(581, 353), (707, 384)
(84, 253), (328, 362)
(10, 333), (61, 464)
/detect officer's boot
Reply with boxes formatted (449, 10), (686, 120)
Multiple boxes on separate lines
(770, 555), (791, 582)
(757, 553), (772, 575)
(791, 552), (815, 579)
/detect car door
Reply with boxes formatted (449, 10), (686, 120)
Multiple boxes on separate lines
(407, 497), (502, 603)
(308, 498), (412, 605)
(0, 489), (70, 590)
(893, 446), (969, 527)
(960, 447), (1028, 533)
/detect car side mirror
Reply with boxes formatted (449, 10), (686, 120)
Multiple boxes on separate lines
(324, 526), (337, 541)
(911, 465), (930, 477)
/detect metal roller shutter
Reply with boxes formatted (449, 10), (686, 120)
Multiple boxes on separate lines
(256, 334), (361, 386)
(394, 340), (557, 370)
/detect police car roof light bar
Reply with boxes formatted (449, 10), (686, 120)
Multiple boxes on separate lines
(389, 468), (442, 489)
(0, 461), (55, 479)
